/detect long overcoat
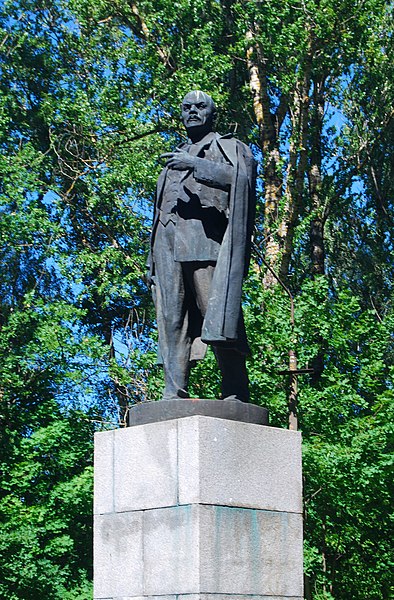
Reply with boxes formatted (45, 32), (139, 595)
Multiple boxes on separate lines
(150, 133), (256, 359)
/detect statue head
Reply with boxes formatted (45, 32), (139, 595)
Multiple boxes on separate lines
(181, 91), (216, 136)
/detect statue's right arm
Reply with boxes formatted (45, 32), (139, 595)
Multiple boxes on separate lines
(193, 158), (233, 190)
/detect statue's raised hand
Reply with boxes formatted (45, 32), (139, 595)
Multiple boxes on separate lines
(161, 149), (196, 171)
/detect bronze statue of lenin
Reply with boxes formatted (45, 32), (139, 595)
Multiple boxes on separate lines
(148, 91), (256, 402)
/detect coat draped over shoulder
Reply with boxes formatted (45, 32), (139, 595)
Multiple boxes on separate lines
(201, 135), (256, 344)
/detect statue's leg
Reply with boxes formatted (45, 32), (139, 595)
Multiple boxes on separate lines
(153, 222), (191, 399)
(185, 262), (249, 402)
(183, 261), (215, 315)
(213, 347), (250, 403)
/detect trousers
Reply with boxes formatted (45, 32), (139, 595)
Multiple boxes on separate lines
(152, 220), (250, 401)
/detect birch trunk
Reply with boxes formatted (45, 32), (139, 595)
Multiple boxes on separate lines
(309, 77), (325, 277)
(246, 30), (286, 287)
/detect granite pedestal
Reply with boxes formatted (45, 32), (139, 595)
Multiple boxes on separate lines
(94, 407), (303, 600)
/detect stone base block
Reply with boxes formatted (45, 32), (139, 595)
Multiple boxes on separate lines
(94, 415), (303, 600)
(94, 505), (303, 599)
(94, 415), (302, 515)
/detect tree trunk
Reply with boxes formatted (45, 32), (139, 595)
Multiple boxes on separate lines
(309, 76), (326, 381)
(309, 77), (325, 276)
(281, 58), (312, 280)
(246, 30), (287, 287)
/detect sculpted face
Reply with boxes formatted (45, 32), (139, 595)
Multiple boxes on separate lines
(181, 91), (216, 132)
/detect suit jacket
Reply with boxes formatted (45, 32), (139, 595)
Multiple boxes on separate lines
(155, 132), (232, 262)
(150, 132), (256, 350)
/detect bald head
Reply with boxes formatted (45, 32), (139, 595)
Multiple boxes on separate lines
(182, 90), (216, 111)
(181, 91), (216, 137)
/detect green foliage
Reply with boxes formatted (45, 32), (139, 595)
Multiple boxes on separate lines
(303, 396), (393, 599)
(0, 405), (94, 599)
(243, 275), (394, 598)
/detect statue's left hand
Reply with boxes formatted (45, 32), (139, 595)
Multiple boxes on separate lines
(161, 149), (196, 171)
